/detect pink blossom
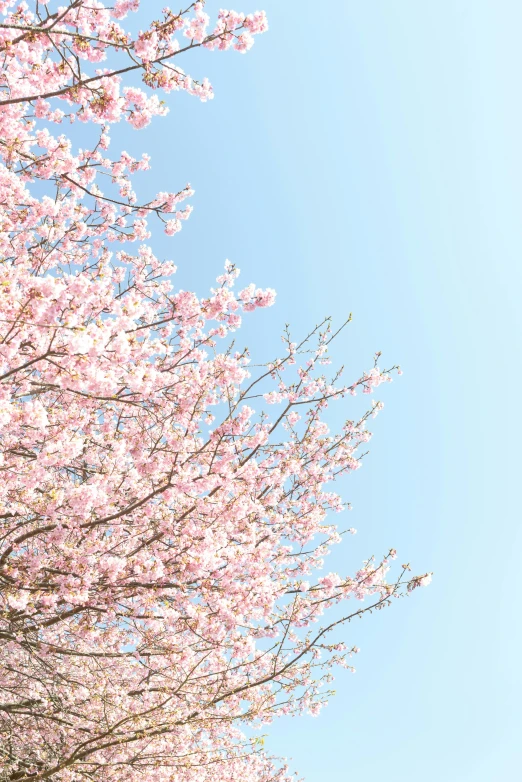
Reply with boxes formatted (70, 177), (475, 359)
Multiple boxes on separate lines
(0, 4), (420, 781)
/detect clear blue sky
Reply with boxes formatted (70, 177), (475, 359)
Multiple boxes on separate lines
(116, 2), (522, 779)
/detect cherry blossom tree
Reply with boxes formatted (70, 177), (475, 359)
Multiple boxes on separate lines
(0, 2), (431, 780)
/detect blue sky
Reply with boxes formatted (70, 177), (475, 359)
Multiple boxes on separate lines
(116, 1), (522, 779)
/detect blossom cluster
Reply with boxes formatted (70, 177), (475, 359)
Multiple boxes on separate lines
(0, 4), (429, 781)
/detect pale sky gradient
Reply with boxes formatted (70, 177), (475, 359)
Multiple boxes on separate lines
(114, 2), (522, 779)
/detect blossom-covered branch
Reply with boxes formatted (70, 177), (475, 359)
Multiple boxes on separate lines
(0, 3), (430, 781)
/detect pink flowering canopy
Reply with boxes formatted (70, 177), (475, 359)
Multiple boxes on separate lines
(0, 2), (431, 781)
